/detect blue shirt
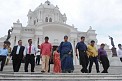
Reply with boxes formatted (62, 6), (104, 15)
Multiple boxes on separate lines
(0, 48), (8, 56)
(76, 42), (87, 51)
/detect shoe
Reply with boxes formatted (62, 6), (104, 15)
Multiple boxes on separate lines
(81, 69), (85, 73)
(101, 71), (108, 73)
(25, 70), (28, 72)
(85, 70), (88, 73)
(68, 71), (71, 73)
(41, 70), (45, 73)
(101, 70), (105, 73)
(0, 68), (3, 71)
(88, 70), (91, 73)
(106, 71), (108, 73)
(97, 71), (100, 73)
(31, 71), (35, 72)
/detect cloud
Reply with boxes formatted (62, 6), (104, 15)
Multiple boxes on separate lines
(0, 0), (122, 47)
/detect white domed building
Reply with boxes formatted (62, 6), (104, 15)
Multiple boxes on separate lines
(0, 1), (113, 65)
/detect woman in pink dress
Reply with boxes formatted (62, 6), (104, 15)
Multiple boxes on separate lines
(53, 47), (61, 73)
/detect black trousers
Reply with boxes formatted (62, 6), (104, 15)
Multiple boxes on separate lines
(89, 57), (99, 73)
(120, 58), (122, 62)
(100, 55), (110, 73)
(36, 55), (40, 65)
(24, 54), (35, 72)
(12, 55), (22, 72)
(79, 51), (89, 73)
(0, 56), (6, 71)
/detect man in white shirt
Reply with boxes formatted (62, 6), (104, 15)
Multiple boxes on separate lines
(24, 39), (37, 72)
(117, 44), (122, 62)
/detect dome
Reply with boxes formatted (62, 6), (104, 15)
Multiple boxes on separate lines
(35, 0), (56, 10)
(27, 0), (67, 25)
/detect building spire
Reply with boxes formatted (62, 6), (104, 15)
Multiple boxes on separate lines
(89, 26), (92, 30)
(45, 0), (50, 5)
(17, 19), (20, 23)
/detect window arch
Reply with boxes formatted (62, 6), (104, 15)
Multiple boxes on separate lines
(30, 17), (32, 20)
(49, 18), (52, 22)
(40, 11), (41, 18)
(45, 17), (48, 22)
(34, 20), (36, 25)
(40, 11), (41, 15)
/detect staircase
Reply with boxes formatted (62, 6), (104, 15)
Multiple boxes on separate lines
(0, 63), (122, 81)
(0, 72), (122, 81)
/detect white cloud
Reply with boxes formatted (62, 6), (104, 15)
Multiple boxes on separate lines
(0, 0), (122, 47)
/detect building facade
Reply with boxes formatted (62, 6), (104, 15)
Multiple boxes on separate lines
(0, 1), (111, 65)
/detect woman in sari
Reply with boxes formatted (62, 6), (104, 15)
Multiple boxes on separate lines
(53, 47), (61, 73)
(58, 35), (74, 73)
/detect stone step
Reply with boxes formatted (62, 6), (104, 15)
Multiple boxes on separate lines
(3, 63), (122, 74)
(0, 72), (122, 81)
(1, 63), (122, 81)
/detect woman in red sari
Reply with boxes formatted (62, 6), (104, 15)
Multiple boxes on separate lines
(53, 47), (61, 73)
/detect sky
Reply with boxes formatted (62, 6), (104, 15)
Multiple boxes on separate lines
(0, 0), (122, 48)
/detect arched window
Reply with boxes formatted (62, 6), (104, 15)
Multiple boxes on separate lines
(34, 20), (36, 25)
(30, 17), (32, 20)
(49, 18), (52, 22)
(40, 11), (41, 18)
(45, 17), (48, 22)
(40, 11), (41, 15)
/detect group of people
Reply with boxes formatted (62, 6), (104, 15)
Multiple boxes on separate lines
(0, 35), (122, 73)
(40, 36), (74, 73)
(0, 36), (74, 73)
(76, 37), (110, 73)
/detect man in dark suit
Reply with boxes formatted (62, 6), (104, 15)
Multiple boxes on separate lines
(11, 40), (25, 72)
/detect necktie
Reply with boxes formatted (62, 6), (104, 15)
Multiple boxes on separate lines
(29, 45), (31, 54)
